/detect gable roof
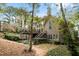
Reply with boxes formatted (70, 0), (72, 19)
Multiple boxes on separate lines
(43, 15), (58, 26)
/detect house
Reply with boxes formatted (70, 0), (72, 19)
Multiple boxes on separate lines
(0, 20), (16, 32)
(43, 15), (60, 42)
(33, 15), (60, 44)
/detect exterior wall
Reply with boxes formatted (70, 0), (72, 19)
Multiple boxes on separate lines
(45, 20), (53, 35)
(44, 19), (59, 42)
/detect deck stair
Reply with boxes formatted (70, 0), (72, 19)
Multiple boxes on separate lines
(33, 31), (47, 40)
(33, 32), (47, 45)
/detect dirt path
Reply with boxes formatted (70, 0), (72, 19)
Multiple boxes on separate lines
(33, 44), (58, 56)
(33, 46), (47, 56)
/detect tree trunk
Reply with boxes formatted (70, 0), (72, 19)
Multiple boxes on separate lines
(60, 3), (73, 45)
(29, 3), (35, 51)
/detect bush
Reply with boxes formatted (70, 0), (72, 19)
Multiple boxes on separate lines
(33, 38), (50, 45)
(75, 46), (79, 55)
(5, 32), (19, 41)
(0, 32), (5, 38)
(18, 40), (29, 44)
(47, 45), (71, 56)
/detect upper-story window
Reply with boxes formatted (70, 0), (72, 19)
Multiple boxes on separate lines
(49, 21), (52, 29)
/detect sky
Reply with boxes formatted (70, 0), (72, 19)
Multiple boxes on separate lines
(6, 3), (58, 17)
(0, 3), (78, 20)
(6, 3), (77, 17)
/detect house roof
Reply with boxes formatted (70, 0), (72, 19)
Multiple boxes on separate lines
(43, 15), (58, 26)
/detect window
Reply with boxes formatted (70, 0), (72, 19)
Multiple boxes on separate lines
(53, 34), (58, 39)
(47, 35), (52, 39)
(49, 35), (52, 39)
(53, 34), (55, 39)
(55, 34), (58, 39)
(49, 21), (52, 29)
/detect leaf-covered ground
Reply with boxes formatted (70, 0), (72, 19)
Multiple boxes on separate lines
(0, 38), (58, 56)
(0, 38), (35, 56)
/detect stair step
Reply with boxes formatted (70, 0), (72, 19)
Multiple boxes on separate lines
(35, 32), (46, 38)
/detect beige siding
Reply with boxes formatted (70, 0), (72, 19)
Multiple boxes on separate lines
(44, 19), (59, 41)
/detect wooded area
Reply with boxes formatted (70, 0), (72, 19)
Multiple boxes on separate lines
(0, 3), (79, 56)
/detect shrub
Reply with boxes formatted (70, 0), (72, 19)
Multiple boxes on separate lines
(5, 32), (19, 41)
(47, 45), (71, 56)
(0, 32), (5, 38)
(75, 46), (79, 55)
(18, 40), (29, 44)
(33, 38), (50, 45)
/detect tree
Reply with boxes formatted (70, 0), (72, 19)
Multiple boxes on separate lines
(15, 8), (30, 28)
(43, 4), (52, 28)
(0, 4), (6, 31)
(3, 6), (17, 24)
(70, 4), (79, 25)
(28, 3), (40, 51)
(28, 3), (35, 51)
(60, 3), (78, 55)
(0, 3), (6, 13)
